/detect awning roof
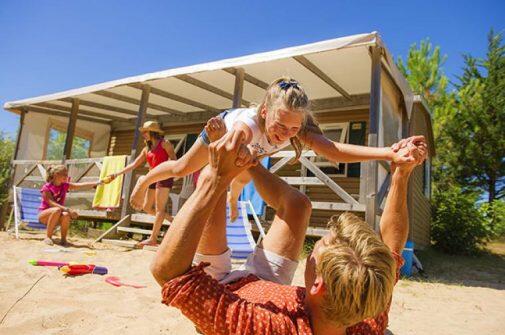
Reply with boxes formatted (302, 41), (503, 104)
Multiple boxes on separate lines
(3, 31), (414, 124)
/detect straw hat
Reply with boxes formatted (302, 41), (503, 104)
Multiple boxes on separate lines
(139, 121), (164, 134)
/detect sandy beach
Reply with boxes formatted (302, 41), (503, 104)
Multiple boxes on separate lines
(1, 232), (504, 335)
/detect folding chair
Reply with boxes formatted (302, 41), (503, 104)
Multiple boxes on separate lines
(227, 200), (266, 259)
(13, 186), (46, 239)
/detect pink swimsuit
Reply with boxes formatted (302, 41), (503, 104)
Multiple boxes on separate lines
(39, 182), (70, 211)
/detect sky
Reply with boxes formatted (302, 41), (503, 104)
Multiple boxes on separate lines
(1, 0), (503, 136)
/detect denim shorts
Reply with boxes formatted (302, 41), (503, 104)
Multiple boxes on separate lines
(198, 111), (228, 145)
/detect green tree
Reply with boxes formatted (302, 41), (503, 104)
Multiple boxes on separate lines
(446, 30), (505, 204)
(46, 129), (90, 160)
(0, 133), (15, 206)
(397, 39), (449, 104)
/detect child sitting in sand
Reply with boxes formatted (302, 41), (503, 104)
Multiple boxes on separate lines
(38, 165), (102, 246)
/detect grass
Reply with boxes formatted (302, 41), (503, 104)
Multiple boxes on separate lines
(406, 239), (505, 289)
(69, 220), (115, 237)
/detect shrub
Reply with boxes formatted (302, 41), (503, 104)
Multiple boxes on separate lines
(431, 185), (490, 255)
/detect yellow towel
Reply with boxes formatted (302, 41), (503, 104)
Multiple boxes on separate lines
(93, 155), (127, 209)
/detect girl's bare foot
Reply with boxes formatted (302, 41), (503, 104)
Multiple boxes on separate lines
(205, 117), (227, 142)
(43, 237), (54, 246)
(136, 239), (158, 249)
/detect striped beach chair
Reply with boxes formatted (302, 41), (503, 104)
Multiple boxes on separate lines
(13, 186), (46, 239)
(227, 201), (266, 259)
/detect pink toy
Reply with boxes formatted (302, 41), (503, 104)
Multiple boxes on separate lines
(105, 276), (146, 288)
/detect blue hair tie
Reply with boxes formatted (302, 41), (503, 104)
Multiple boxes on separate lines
(278, 80), (299, 90)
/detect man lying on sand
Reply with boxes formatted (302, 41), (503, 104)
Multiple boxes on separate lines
(150, 129), (427, 334)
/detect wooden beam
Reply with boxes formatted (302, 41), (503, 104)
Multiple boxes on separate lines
(92, 90), (184, 116)
(111, 109), (219, 131)
(223, 68), (269, 90)
(128, 83), (219, 113)
(365, 46), (382, 231)
(36, 102), (125, 121)
(61, 97), (138, 116)
(232, 68), (245, 108)
(121, 84), (150, 218)
(62, 98), (79, 162)
(281, 177), (324, 185)
(15, 164), (37, 186)
(93, 215), (131, 244)
(311, 94), (370, 112)
(293, 55), (353, 101)
(176, 74), (250, 106)
(25, 106), (111, 125)
(311, 201), (366, 212)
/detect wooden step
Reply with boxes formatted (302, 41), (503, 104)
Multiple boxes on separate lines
(117, 226), (165, 236)
(131, 213), (171, 225)
(101, 239), (136, 248)
(311, 201), (365, 211)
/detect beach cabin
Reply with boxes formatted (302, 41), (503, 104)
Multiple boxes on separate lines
(2, 32), (435, 248)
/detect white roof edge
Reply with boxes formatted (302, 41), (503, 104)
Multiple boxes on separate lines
(413, 95), (432, 117)
(4, 32), (378, 109)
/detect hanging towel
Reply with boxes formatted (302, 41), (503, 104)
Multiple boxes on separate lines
(240, 157), (270, 215)
(92, 155), (127, 209)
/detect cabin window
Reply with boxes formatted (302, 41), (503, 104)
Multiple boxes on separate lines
(309, 123), (349, 177)
(163, 133), (199, 159)
(46, 128), (91, 160)
(423, 159), (431, 198)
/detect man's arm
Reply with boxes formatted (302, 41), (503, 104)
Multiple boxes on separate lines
(151, 130), (255, 285)
(379, 142), (427, 254)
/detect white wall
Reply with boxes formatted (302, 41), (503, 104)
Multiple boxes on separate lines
(17, 112), (111, 160)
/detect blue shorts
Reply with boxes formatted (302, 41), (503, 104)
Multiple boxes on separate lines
(198, 111), (228, 145)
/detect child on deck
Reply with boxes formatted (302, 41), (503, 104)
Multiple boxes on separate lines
(38, 165), (102, 246)
(130, 77), (419, 221)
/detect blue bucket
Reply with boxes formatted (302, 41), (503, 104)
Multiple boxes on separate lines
(400, 240), (414, 277)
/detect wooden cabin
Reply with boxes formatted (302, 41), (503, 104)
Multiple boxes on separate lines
(2, 32), (435, 248)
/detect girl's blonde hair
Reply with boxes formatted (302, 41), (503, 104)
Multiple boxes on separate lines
(46, 165), (67, 183)
(256, 77), (322, 160)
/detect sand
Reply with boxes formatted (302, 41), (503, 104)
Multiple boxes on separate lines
(1, 232), (504, 335)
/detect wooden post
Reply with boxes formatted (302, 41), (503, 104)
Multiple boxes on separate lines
(232, 68), (245, 108)
(0, 109), (26, 230)
(365, 46), (382, 231)
(62, 98), (79, 162)
(121, 84), (151, 218)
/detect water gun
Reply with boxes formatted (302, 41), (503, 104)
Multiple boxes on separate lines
(59, 264), (108, 276)
(29, 260), (107, 276)
(29, 260), (71, 267)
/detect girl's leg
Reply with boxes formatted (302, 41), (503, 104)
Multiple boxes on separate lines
(130, 139), (209, 210)
(59, 212), (71, 246)
(227, 171), (252, 222)
(142, 188), (156, 215)
(144, 187), (171, 246)
(38, 207), (63, 244)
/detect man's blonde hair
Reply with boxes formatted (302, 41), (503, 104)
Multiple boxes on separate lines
(316, 212), (396, 327)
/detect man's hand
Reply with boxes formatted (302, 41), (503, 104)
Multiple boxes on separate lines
(208, 129), (257, 183)
(392, 140), (428, 175)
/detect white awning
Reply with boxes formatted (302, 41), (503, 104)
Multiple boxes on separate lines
(3, 31), (414, 123)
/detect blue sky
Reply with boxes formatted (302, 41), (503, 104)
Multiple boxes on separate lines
(1, 0), (503, 136)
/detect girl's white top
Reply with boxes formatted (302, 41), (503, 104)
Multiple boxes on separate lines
(223, 108), (290, 156)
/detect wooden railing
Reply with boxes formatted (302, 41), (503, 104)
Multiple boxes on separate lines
(270, 150), (365, 212)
